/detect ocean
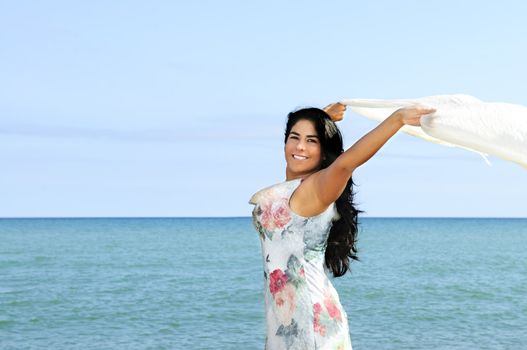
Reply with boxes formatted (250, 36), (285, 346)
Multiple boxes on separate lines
(1, 217), (526, 349)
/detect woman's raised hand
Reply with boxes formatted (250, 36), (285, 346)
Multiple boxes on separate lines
(393, 106), (436, 126)
(323, 102), (347, 122)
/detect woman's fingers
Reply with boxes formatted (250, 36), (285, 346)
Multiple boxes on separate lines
(395, 106), (436, 126)
(324, 102), (347, 122)
(419, 108), (436, 114)
(413, 105), (436, 114)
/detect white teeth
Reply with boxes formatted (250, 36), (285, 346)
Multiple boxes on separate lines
(293, 155), (307, 160)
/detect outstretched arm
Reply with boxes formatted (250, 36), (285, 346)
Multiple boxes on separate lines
(311, 105), (435, 209)
(336, 106), (434, 170)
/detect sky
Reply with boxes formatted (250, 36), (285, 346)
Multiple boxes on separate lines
(1, 1), (526, 218)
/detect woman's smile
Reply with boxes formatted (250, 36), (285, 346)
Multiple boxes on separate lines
(292, 154), (308, 160)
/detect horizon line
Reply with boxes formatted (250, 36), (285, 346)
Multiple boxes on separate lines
(0, 216), (525, 220)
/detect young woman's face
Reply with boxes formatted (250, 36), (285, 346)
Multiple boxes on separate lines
(284, 119), (322, 179)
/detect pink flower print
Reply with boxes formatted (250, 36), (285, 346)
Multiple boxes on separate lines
(269, 269), (288, 296)
(299, 267), (305, 278)
(313, 303), (327, 336)
(324, 295), (342, 321)
(324, 298), (342, 321)
(313, 302), (322, 314)
(273, 284), (297, 326)
(260, 198), (291, 230)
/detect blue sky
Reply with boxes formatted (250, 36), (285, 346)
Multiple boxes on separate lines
(1, 1), (526, 217)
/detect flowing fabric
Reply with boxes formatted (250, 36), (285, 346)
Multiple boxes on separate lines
(342, 94), (527, 169)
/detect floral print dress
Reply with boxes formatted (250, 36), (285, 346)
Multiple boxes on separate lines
(249, 178), (352, 350)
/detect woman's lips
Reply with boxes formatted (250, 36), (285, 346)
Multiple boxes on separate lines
(292, 154), (308, 160)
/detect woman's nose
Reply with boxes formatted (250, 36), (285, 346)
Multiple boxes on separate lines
(296, 140), (306, 150)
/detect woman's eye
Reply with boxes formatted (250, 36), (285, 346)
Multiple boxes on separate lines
(289, 135), (299, 140)
(308, 139), (317, 143)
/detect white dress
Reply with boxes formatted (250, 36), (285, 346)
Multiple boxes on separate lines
(250, 178), (352, 350)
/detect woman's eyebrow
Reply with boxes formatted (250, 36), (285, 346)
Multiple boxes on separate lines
(290, 131), (319, 138)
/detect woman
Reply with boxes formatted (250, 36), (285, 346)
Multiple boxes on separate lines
(249, 103), (435, 349)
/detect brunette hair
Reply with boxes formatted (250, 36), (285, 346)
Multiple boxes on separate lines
(285, 107), (362, 277)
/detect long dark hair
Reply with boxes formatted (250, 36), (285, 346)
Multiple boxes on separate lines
(285, 107), (362, 277)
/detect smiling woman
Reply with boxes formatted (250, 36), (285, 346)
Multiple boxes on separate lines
(249, 103), (435, 349)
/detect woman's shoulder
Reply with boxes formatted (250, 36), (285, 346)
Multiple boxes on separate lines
(248, 178), (301, 205)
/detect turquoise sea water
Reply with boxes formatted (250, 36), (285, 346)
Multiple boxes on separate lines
(1, 217), (526, 349)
